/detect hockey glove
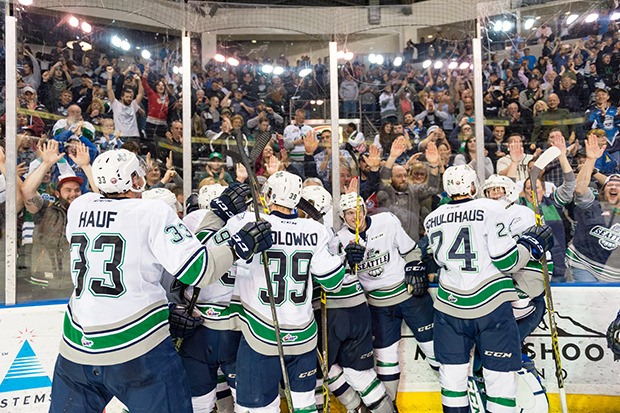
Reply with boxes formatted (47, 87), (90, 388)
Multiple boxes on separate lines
(229, 221), (273, 261)
(405, 260), (429, 296)
(344, 243), (366, 267)
(168, 303), (203, 340)
(210, 183), (251, 223)
(517, 225), (554, 261)
(607, 310), (620, 361)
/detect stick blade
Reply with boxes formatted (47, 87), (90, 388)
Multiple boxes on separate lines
(530, 146), (561, 182)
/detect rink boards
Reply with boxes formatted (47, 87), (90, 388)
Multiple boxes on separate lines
(0, 287), (619, 413)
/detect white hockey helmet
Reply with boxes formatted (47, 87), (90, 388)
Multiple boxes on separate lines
(482, 174), (517, 202)
(339, 192), (366, 219)
(142, 188), (180, 211)
(262, 171), (303, 209)
(302, 185), (333, 216)
(198, 184), (227, 209)
(92, 149), (146, 194)
(443, 165), (478, 198)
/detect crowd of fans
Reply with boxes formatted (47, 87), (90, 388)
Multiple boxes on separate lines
(1, 5), (620, 302)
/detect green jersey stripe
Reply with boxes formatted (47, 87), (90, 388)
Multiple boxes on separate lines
(326, 281), (364, 299)
(486, 395), (517, 407)
(314, 266), (345, 291)
(176, 248), (207, 285)
(367, 283), (406, 299)
(229, 303), (317, 346)
(63, 306), (169, 351)
(491, 246), (519, 272)
(437, 278), (515, 308)
(441, 389), (468, 398)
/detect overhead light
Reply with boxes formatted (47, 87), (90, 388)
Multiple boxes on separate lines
(261, 64), (274, 74)
(344, 51), (354, 61)
(18, 0), (34, 5)
(585, 13), (599, 23)
(502, 20), (513, 32)
(214, 53), (225, 63)
(434, 60), (444, 69)
(141, 49), (151, 60)
(566, 14), (579, 25)
(336, 50), (345, 59)
(524, 18), (535, 30)
(120, 40), (131, 51)
(316, 99), (324, 105)
(68, 16), (80, 28)
(273, 66), (284, 75)
(427, 34), (433, 39)
(375, 54), (384, 65)
(251, 40), (257, 43)
(172, 66), (179, 74)
(535, 16), (541, 20)
(493, 21), (503, 31)
(448, 61), (458, 70)
(299, 68), (313, 77)
(393, 56), (403, 67)
(227, 57), (239, 66)
(368, 53), (377, 64)
(612, 11), (620, 20)
(422, 59), (432, 69)
(66, 40), (76, 49)
(459, 62), (470, 70)
(111, 35), (122, 48)
(81, 21), (92, 33)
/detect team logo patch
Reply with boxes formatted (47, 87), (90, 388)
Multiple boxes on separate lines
(589, 224), (620, 250)
(206, 308), (220, 317)
(357, 248), (389, 277)
(81, 337), (94, 348)
(282, 333), (298, 342)
(448, 294), (458, 303)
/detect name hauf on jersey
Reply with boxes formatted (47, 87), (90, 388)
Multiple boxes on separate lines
(272, 230), (318, 246)
(425, 209), (484, 230)
(78, 210), (118, 228)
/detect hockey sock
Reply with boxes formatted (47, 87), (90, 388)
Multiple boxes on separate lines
(482, 368), (518, 413)
(417, 340), (440, 372)
(191, 388), (217, 413)
(374, 343), (400, 401)
(439, 364), (469, 412)
(342, 367), (388, 410)
(327, 365), (362, 410)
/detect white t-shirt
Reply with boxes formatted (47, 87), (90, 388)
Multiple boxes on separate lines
(111, 99), (141, 137)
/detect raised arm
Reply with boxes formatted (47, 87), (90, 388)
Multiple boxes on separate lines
(105, 66), (116, 103)
(22, 141), (64, 213)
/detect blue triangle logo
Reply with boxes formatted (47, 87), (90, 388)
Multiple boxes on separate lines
(0, 341), (52, 392)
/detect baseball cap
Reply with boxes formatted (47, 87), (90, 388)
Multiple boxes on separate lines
(221, 108), (232, 115)
(604, 174), (620, 186)
(57, 173), (84, 189)
(562, 71), (577, 81)
(595, 87), (609, 94)
(209, 152), (223, 160)
(427, 125), (441, 135)
(18, 125), (36, 134)
(21, 86), (36, 94)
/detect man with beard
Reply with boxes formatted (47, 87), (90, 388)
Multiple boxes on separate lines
(568, 134), (620, 282)
(106, 66), (144, 151)
(21, 140), (95, 295)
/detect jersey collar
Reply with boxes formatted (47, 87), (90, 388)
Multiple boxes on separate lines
(270, 210), (298, 219)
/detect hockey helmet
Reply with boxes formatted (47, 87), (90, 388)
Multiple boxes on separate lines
(482, 174), (517, 202)
(301, 185), (333, 216)
(92, 149), (146, 194)
(198, 183), (227, 209)
(262, 171), (302, 209)
(443, 165), (478, 198)
(142, 187), (180, 211)
(338, 192), (366, 218)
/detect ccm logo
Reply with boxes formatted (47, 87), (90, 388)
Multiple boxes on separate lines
(360, 351), (374, 359)
(484, 350), (513, 358)
(299, 368), (317, 378)
(417, 323), (434, 332)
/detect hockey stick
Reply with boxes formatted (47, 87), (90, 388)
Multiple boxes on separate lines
(467, 347), (486, 413)
(528, 145), (568, 413)
(174, 286), (201, 351)
(230, 129), (295, 413)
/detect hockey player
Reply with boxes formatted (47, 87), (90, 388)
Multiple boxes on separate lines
(49, 149), (272, 413)
(481, 175), (549, 412)
(183, 183), (227, 233)
(216, 170), (346, 412)
(336, 191), (438, 404)
(301, 186), (394, 413)
(424, 165), (554, 413)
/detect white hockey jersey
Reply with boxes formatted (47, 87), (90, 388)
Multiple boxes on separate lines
(336, 212), (417, 307)
(424, 198), (529, 319)
(224, 210), (345, 356)
(283, 123), (314, 163)
(61, 193), (233, 365)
